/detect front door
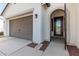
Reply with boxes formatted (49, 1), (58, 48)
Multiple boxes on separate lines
(54, 16), (63, 37)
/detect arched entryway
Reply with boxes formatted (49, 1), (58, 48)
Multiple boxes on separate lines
(50, 9), (65, 39)
(50, 9), (66, 49)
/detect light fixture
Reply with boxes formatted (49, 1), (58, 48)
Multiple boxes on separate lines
(35, 14), (38, 18)
(46, 3), (50, 7)
(41, 3), (50, 7)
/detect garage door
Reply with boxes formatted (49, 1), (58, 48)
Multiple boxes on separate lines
(10, 15), (33, 40)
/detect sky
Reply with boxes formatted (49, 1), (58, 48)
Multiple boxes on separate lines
(0, 3), (7, 14)
(0, 3), (6, 32)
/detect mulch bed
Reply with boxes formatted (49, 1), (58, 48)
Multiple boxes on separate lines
(27, 42), (38, 48)
(67, 45), (79, 56)
(39, 41), (50, 51)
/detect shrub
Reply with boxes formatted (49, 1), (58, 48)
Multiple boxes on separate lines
(0, 32), (3, 35)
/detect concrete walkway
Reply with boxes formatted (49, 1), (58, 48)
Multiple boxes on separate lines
(0, 37), (69, 56)
(43, 39), (69, 56)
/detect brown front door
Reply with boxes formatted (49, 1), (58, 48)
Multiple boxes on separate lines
(54, 16), (63, 36)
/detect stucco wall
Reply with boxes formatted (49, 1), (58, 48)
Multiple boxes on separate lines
(3, 3), (79, 47)
(33, 4), (43, 44)
(3, 3), (40, 18)
(42, 3), (65, 41)
(42, 3), (77, 47)
(66, 3), (77, 46)
(3, 3), (43, 44)
(51, 10), (64, 18)
(76, 4), (79, 48)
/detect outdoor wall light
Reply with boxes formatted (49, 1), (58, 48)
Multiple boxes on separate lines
(35, 14), (38, 18)
(46, 3), (50, 7)
(41, 3), (50, 7)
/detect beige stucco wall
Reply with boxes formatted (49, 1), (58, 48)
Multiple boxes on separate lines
(42, 3), (65, 41)
(3, 3), (40, 18)
(66, 3), (77, 46)
(3, 3), (43, 44)
(51, 10), (64, 18)
(3, 3), (79, 48)
(75, 4), (79, 48)
(42, 3), (78, 47)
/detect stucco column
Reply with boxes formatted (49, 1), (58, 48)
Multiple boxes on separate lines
(33, 5), (43, 44)
(76, 4), (79, 48)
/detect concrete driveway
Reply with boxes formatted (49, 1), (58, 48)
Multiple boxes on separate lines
(0, 37), (69, 56)
(0, 37), (43, 56)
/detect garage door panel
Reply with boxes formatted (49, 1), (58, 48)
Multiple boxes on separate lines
(10, 15), (33, 40)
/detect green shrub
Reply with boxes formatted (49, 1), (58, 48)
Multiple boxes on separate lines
(0, 32), (4, 35)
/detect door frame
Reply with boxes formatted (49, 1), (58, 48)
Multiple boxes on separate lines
(50, 8), (67, 49)
(50, 9), (66, 40)
(53, 16), (63, 37)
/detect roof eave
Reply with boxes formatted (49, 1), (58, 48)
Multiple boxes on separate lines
(1, 3), (9, 16)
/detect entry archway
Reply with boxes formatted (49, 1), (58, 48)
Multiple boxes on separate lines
(50, 9), (67, 49)
(50, 9), (65, 39)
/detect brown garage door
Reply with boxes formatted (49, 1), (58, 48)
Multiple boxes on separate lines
(10, 15), (33, 40)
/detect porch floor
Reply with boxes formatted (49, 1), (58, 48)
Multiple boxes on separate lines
(0, 37), (69, 56)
